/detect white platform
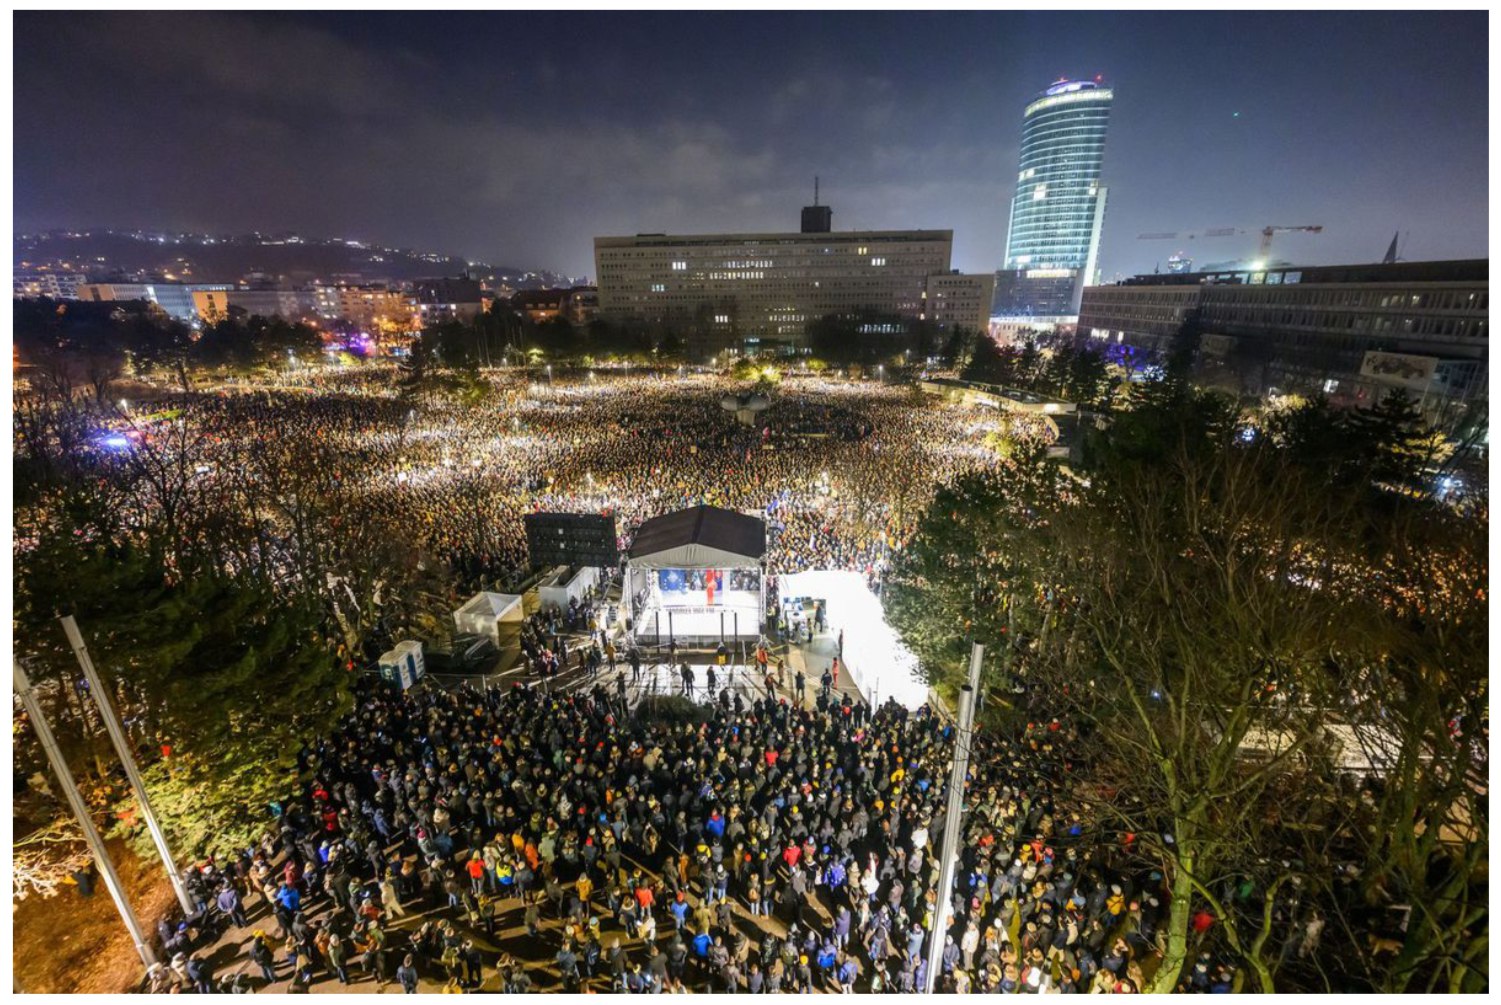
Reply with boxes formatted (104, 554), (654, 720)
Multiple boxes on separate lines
(780, 569), (928, 709)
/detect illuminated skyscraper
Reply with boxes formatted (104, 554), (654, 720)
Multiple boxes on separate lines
(993, 78), (1114, 322)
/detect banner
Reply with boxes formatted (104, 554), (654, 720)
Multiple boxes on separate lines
(1360, 350), (1437, 391)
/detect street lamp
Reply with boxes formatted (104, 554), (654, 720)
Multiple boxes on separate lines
(546, 364), (553, 384)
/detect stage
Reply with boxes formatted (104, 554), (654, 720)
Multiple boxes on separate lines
(625, 506), (769, 646)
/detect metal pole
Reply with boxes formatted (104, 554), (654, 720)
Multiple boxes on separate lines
(61, 616), (196, 916)
(925, 643), (984, 993)
(14, 663), (157, 968)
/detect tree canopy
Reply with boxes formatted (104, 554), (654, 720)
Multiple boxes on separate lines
(886, 377), (1488, 992)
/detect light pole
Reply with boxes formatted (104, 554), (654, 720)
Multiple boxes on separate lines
(14, 663), (157, 968)
(925, 642), (984, 993)
(62, 616), (195, 915)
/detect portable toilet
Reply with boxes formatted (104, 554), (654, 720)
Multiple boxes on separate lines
(379, 640), (425, 689)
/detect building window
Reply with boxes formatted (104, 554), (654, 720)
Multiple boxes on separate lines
(671, 261), (687, 271)
(870, 257), (886, 267)
(714, 314), (730, 324)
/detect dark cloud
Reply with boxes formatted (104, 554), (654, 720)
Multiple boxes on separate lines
(14, 11), (1488, 278)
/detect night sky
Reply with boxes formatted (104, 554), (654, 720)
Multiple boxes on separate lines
(14, 11), (1489, 279)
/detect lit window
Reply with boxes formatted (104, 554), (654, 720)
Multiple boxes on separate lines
(871, 257), (886, 267)
(714, 314), (730, 324)
(671, 261), (687, 271)
(1033, 184), (1047, 201)
(651, 283), (665, 292)
(857, 247), (868, 255)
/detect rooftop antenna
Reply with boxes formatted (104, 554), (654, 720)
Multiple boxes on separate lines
(801, 177), (832, 234)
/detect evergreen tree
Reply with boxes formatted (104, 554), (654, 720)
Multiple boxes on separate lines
(940, 324), (980, 369)
(960, 334), (1014, 385)
(15, 487), (353, 858)
(1065, 345), (1110, 406)
(1346, 388), (1437, 489)
(1015, 339), (1042, 385)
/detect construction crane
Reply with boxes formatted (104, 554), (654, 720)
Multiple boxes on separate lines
(1137, 227), (1244, 241)
(1256, 224), (1322, 258)
(1138, 224), (1323, 264)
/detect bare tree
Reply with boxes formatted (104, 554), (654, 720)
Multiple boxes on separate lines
(1011, 434), (1384, 991)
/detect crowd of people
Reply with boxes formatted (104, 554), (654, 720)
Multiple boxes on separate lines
(163, 672), (1240, 994)
(100, 371), (1028, 603)
(76, 366), (1243, 994)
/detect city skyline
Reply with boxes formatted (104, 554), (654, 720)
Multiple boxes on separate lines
(14, 11), (1489, 279)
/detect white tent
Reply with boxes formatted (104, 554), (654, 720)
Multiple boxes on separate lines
(781, 569), (928, 710)
(453, 592), (523, 646)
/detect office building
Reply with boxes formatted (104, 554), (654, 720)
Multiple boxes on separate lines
(76, 282), (233, 323)
(924, 272), (998, 333)
(1079, 259), (1488, 411)
(595, 207), (952, 354)
(194, 288), (322, 324)
(14, 272), (88, 299)
(993, 78), (1114, 324)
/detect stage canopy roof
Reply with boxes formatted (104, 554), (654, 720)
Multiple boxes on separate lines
(627, 505), (766, 569)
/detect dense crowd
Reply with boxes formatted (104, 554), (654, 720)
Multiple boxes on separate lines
(83, 367), (1232, 995)
(152, 673), (1240, 994)
(97, 371), (1032, 601)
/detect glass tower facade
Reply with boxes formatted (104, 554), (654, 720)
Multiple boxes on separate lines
(994, 79), (1113, 319)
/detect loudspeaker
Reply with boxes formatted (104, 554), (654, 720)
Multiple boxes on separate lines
(524, 512), (619, 569)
